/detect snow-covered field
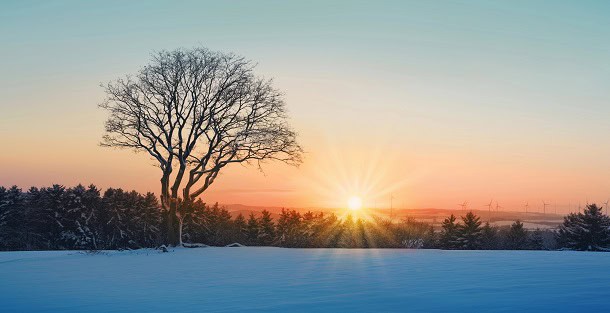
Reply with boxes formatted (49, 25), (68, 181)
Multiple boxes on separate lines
(1, 248), (609, 312)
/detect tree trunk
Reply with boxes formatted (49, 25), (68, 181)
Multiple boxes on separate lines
(166, 202), (179, 246)
(161, 171), (180, 246)
(178, 214), (184, 246)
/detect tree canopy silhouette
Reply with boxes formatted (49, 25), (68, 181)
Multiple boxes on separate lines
(100, 47), (303, 245)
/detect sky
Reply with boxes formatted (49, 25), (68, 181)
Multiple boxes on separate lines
(2, 0), (610, 213)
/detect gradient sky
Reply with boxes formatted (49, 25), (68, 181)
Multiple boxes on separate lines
(2, 0), (610, 212)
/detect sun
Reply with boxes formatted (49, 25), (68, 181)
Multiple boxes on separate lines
(347, 196), (363, 210)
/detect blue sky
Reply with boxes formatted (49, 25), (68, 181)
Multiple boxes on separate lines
(2, 1), (610, 210)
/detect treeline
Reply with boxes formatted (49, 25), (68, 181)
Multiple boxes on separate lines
(0, 185), (162, 250)
(437, 212), (553, 250)
(1, 185), (609, 251)
(0, 184), (434, 250)
(428, 204), (610, 251)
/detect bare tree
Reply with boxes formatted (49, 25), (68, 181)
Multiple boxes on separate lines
(100, 47), (303, 246)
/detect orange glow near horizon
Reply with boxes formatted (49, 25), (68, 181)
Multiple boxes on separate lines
(291, 135), (415, 211)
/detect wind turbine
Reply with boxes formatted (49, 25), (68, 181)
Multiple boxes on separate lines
(458, 201), (468, 212)
(542, 200), (550, 215)
(495, 201), (502, 212)
(485, 199), (493, 222)
(524, 202), (529, 214)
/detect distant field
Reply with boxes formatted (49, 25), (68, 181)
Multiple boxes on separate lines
(1, 248), (609, 312)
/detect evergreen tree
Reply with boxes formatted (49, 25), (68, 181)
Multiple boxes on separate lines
(246, 213), (260, 246)
(528, 228), (545, 250)
(557, 204), (610, 251)
(100, 188), (162, 249)
(480, 222), (498, 250)
(456, 212), (482, 250)
(202, 203), (233, 246)
(301, 211), (316, 247)
(39, 185), (69, 249)
(505, 220), (528, 250)
(439, 214), (459, 249)
(314, 213), (339, 248)
(356, 218), (368, 248)
(0, 186), (26, 250)
(232, 213), (248, 244)
(58, 185), (99, 250)
(368, 217), (394, 248)
(258, 210), (275, 246)
(276, 209), (303, 247)
(100, 188), (124, 248)
(134, 192), (162, 247)
(338, 214), (358, 248)
(181, 199), (207, 244)
(23, 186), (49, 249)
(422, 226), (437, 249)
(81, 185), (104, 249)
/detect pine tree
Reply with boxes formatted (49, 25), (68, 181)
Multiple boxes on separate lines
(338, 214), (358, 248)
(422, 226), (437, 249)
(557, 204), (610, 251)
(40, 185), (69, 249)
(246, 213), (260, 246)
(101, 188), (146, 249)
(58, 185), (99, 250)
(300, 211), (316, 247)
(0, 186), (26, 250)
(368, 217), (394, 248)
(258, 210), (275, 246)
(528, 228), (545, 250)
(23, 186), (50, 249)
(480, 222), (498, 250)
(311, 212), (335, 247)
(322, 213), (342, 248)
(439, 214), (459, 249)
(276, 209), (303, 247)
(202, 203), (233, 246)
(134, 192), (162, 247)
(505, 220), (528, 250)
(232, 213), (248, 244)
(456, 212), (482, 250)
(356, 218), (368, 248)
(181, 199), (207, 244)
(81, 185), (104, 249)
(276, 209), (291, 246)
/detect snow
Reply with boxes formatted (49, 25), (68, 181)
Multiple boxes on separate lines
(1, 248), (610, 312)
(493, 220), (557, 229)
